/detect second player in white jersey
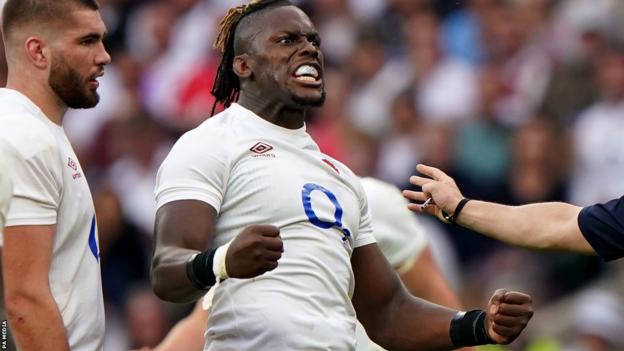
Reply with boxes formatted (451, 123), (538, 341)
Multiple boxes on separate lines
(360, 177), (427, 271)
(0, 89), (105, 351)
(0, 0), (110, 349)
(156, 103), (376, 350)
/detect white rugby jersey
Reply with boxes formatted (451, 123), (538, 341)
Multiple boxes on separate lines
(0, 89), (104, 351)
(360, 177), (427, 272)
(355, 177), (428, 351)
(155, 103), (376, 350)
(0, 142), (14, 237)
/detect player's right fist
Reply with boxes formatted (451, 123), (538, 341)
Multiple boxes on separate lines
(226, 224), (283, 278)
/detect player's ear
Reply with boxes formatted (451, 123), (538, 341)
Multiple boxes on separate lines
(25, 36), (49, 69)
(233, 54), (253, 79)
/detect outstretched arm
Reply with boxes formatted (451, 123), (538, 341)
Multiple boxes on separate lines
(403, 164), (595, 254)
(352, 243), (533, 350)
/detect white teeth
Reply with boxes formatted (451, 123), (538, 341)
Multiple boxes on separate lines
(296, 76), (317, 82)
(295, 65), (318, 78)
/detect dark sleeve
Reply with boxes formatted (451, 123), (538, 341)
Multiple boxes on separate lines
(578, 196), (624, 261)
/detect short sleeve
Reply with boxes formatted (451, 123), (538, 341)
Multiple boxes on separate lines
(578, 196), (624, 261)
(4, 138), (60, 226)
(0, 142), (16, 235)
(154, 128), (231, 212)
(352, 179), (376, 249)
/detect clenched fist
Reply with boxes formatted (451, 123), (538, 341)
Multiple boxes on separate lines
(485, 289), (533, 344)
(226, 224), (284, 278)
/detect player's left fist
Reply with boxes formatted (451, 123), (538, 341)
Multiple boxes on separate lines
(485, 289), (533, 344)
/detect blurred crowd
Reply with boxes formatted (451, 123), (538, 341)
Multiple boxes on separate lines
(3, 0), (624, 350)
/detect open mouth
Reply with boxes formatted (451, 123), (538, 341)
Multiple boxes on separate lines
(292, 64), (322, 85)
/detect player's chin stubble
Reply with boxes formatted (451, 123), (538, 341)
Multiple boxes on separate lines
(49, 58), (100, 109)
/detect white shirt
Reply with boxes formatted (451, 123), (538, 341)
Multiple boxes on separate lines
(155, 103), (376, 351)
(355, 177), (428, 351)
(0, 142), (14, 238)
(359, 177), (427, 273)
(0, 89), (104, 351)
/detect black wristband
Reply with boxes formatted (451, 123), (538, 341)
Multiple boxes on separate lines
(442, 198), (471, 224)
(449, 310), (494, 347)
(185, 249), (218, 290)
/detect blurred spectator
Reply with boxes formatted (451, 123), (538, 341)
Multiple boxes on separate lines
(538, 0), (623, 129)
(406, 10), (479, 123)
(563, 289), (624, 351)
(306, 0), (357, 66)
(105, 112), (171, 235)
(484, 0), (552, 127)
(124, 285), (171, 349)
(453, 63), (511, 195)
(369, 0), (431, 55)
(346, 26), (405, 138)
(441, 0), (493, 65)
(569, 47), (624, 205)
(375, 91), (423, 188)
(506, 118), (568, 205)
(94, 186), (149, 308)
(137, 0), (226, 130)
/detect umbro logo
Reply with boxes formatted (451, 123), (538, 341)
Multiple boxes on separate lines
(67, 157), (78, 171)
(250, 142), (273, 154)
(249, 142), (275, 158)
(68, 157), (82, 179)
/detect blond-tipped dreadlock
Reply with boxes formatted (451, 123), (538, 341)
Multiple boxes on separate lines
(210, 0), (292, 115)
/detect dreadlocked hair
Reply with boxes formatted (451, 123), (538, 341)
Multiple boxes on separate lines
(211, 0), (292, 115)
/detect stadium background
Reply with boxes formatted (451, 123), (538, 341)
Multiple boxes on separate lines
(2, 0), (624, 349)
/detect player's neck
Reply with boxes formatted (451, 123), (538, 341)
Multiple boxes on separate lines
(238, 92), (307, 130)
(6, 74), (67, 126)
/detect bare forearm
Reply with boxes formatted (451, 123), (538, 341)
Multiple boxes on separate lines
(408, 164), (595, 254)
(457, 201), (593, 253)
(155, 301), (207, 351)
(7, 293), (70, 351)
(401, 248), (477, 351)
(354, 244), (456, 350)
(155, 317), (205, 351)
(372, 291), (456, 351)
(151, 247), (206, 303)
(152, 201), (219, 303)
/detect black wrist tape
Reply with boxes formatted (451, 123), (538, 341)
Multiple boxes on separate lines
(186, 249), (218, 290)
(449, 309), (493, 347)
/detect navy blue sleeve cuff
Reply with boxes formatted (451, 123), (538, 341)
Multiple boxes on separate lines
(578, 197), (624, 261)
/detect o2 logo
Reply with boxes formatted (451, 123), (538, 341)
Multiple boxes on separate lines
(301, 183), (351, 242)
